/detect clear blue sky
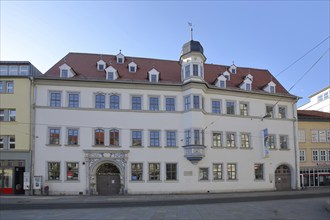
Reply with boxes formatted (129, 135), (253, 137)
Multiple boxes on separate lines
(1, 1), (329, 107)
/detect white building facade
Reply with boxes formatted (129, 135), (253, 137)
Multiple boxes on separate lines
(33, 40), (300, 195)
(298, 86), (330, 113)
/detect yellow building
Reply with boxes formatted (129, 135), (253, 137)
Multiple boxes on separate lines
(0, 61), (41, 194)
(298, 110), (330, 187)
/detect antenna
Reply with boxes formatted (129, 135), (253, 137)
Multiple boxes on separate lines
(188, 22), (193, 40)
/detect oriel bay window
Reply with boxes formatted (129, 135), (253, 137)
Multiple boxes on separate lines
(94, 129), (104, 145)
(110, 129), (119, 146)
(66, 162), (79, 180)
(149, 163), (160, 181)
(48, 162), (60, 180)
(131, 163), (143, 181)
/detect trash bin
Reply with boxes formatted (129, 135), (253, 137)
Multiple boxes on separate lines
(44, 185), (49, 196)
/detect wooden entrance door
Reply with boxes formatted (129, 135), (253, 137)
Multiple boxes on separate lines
(96, 163), (121, 195)
(96, 175), (120, 195)
(275, 165), (291, 190)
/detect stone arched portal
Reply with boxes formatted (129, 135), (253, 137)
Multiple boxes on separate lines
(84, 150), (129, 195)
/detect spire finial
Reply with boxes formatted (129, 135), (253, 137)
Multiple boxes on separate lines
(188, 22), (193, 40)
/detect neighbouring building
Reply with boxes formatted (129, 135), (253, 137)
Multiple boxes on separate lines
(298, 86), (330, 113)
(0, 61), (42, 194)
(33, 40), (300, 195)
(298, 110), (330, 187)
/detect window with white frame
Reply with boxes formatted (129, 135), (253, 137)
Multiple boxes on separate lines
(213, 163), (223, 180)
(254, 164), (264, 180)
(149, 163), (160, 181)
(199, 168), (209, 180)
(131, 163), (143, 181)
(279, 135), (288, 149)
(132, 96), (142, 110)
(166, 130), (176, 147)
(95, 93), (105, 109)
(193, 129), (201, 145)
(132, 130), (142, 147)
(94, 128), (104, 145)
(165, 97), (175, 111)
(312, 150), (319, 161)
(212, 132), (222, 147)
(68, 93), (79, 108)
(166, 163), (177, 180)
(212, 100), (221, 114)
(67, 128), (79, 145)
(226, 132), (236, 148)
(298, 130), (306, 142)
(320, 150), (327, 161)
(239, 102), (248, 116)
(49, 128), (60, 145)
(110, 94), (120, 110)
(0, 109), (16, 121)
(110, 129), (119, 146)
(227, 163), (237, 180)
(311, 130), (319, 142)
(226, 101), (235, 115)
(185, 130), (191, 145)
(149, 97), (159, 111)
(266, 105), (274, 118)
(299, 150), (306, 161)
(149, 130), (160, 147)
(268, 134), (276, 149)
(66, 162), (79, 180)
(241, 133), (250, 148)
(278, 106), (287, 119)
(193, 95), (200, 109)
(48, 162), (60, 180)
(50, 92), (61, 107)
(184, 96), (191, 110)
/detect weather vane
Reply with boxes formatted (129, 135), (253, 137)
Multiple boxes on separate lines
(188, 22), (193, 40)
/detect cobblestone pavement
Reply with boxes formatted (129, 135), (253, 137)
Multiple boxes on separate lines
(1, 197), (329, 220)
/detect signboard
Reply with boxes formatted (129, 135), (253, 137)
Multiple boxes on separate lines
(263, 128), (269, 158)
(23, 172), (30, 190)
(33, 176), (42, 189)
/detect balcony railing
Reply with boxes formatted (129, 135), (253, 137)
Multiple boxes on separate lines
(182, 145), (206, 164)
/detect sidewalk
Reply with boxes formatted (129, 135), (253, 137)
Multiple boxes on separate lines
(1, 187), (329, 205)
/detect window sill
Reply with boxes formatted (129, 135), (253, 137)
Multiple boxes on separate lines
(130, 145), (144, 148)
(147, 180), (162, 183)
(64, 144), (80, 147)
(46, 144), (62, 147)
(129, 180), (145, 183)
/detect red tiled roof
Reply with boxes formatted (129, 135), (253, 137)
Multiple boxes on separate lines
(297, 110), (330, 119)
(43, 52), (291, 95)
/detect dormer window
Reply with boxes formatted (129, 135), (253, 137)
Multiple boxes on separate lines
(97, 60), (106, 71)
(216, 75), (227, 88)
(223, 71), (230, 81)
(59, 63), (75, 78)
(61, 69), (68, 78)
(116, 52), (125, 64)
(229, 64), (237, 74)
(148, 68), (160, 83)
(105, 66), (118, 81)
(128, 62), (137, 73)
(263, 81), (276, 93)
